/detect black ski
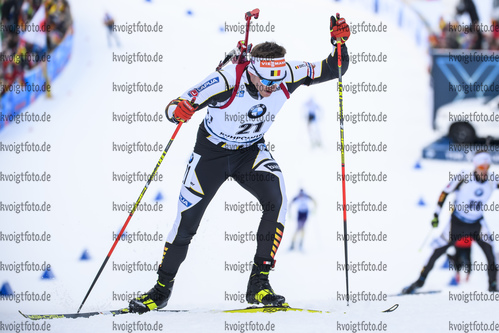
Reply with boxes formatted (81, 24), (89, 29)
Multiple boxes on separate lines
(19, 308), (196, 320)
(19, 308), (130, 320)
(19, 306), (323, 320)
(20, 303), (399, 320)
(388, 290), (441, 297)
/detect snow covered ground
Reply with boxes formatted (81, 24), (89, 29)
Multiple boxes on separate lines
(1, 0), (499, 332)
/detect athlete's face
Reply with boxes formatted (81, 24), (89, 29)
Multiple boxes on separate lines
(249, 73), (277, 98)
(475, 164), (490, 179)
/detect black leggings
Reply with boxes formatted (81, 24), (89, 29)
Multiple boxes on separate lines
(421, 214), (497, 285)
(157, 125), (287, 284)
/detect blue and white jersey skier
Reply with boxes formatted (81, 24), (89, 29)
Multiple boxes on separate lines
(303, 97), (322, 147)
(403, 151), (499, 294)
(289, 189), (316, 251)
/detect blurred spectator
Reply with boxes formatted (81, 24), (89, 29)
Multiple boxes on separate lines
(490, 20), (499, 50)
(429, 0), (498, 50)
(456, 0), (482, 49)
(104, 12), (120, 47)
(45, 0), (72, 49)
(0, 0), (72, 97)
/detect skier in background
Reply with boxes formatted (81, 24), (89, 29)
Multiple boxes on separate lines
(289, 189), (316, 251)
(127, 16), (351, 313)
(304, 97), (322, 148)
(402, 151), (499, 294)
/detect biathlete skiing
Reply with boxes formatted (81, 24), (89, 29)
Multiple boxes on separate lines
(403, 151), (499, 294)
(128, 13), (351, 313)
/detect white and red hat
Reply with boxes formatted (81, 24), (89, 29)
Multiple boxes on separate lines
(473, 152), (492, 168)
(248, 57), (287, 81)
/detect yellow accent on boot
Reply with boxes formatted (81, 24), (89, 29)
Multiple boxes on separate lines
(143, 299), (158, 311)
(255, 289), (272, 302)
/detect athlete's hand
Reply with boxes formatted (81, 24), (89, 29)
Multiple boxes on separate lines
(330, 14), (350, 45)
(431, 214), (439, 228)
(173, 99), (197, 123)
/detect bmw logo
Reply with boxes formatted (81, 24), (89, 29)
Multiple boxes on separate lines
(475, 188), (484, 196)
(189, 154), (194, 163)
(248, 104), (267, 119)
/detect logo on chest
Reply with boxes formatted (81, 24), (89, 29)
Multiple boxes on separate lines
(248, 104), (267, 119)
(475, 188), (484, 197)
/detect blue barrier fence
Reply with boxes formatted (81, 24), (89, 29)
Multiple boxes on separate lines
(0, 30), (73, 132)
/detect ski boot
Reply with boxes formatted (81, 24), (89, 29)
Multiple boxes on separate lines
(246, 262), (285, 306)
(129, 280), (174, 313)
(489, 281), (497, 292)
(401, 276), (425, 295)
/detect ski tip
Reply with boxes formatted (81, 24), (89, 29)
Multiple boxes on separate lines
(382, 304), (399, 313)
(18, 310), (27, 318)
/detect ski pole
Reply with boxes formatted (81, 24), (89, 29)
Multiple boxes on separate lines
(77, 120), (185, 313)
(418, 228), (434, 252)
(335, 12), (350, 306)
